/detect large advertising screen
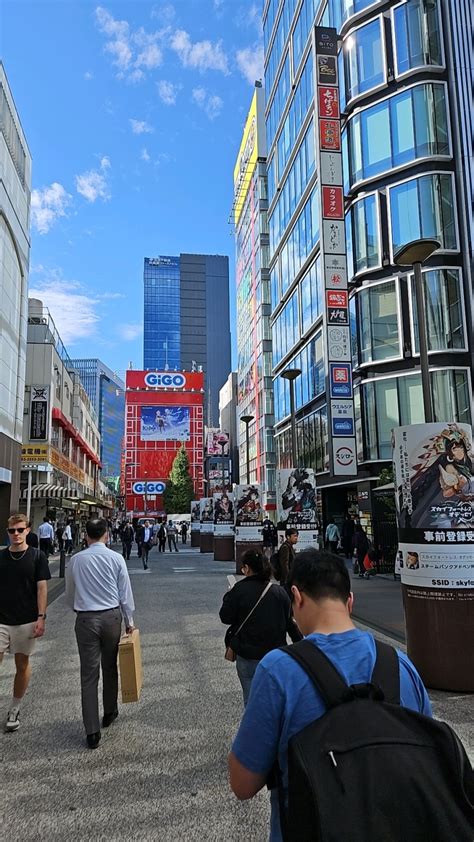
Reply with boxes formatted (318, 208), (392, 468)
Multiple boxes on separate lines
(140, 406), (190, 442)
(206, 428), (230, 456)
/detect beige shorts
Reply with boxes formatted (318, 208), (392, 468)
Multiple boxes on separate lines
(0, 623), (37, 656)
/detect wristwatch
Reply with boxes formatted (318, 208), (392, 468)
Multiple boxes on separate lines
(38, 613), (47, 620)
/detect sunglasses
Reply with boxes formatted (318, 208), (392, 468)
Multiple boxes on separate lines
(8, 527), (27, 534)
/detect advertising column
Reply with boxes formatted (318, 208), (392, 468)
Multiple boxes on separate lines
(200, 497), (214, 554)
(213, 491), (235, 562)
(276, 469), (319, 549)
(314, 27), (357, 479)
(234, 484), (264, 572)
(393, 423), (474, 691)
(190, 500), (201, 548)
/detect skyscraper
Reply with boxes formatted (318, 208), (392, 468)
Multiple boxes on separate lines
(69, 359), (125, 480)
(143, 253), (231, 426)
(264, 0), (472, 532)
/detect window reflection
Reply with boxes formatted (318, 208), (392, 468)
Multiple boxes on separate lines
(390, 173), (457, 255)
(393, 0), (443, 77)
(411, 269), (465, 353)
(344, 18), (384, 102)
(357, 280), (400, 365)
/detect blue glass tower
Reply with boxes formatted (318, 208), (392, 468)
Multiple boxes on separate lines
(143, 256), (181, 370)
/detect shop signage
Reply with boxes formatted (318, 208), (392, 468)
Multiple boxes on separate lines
(132, 481), (166, 495)
(315, 25), (357, 477)
(22, 445), (49, 463)
(144, 372), (186, 388)
(29, 386), (50, 441)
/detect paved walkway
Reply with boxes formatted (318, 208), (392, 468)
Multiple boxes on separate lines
(0, 547), (472, 841)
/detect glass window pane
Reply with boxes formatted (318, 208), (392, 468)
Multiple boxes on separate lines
(454, 371), (471, 424)
(411, 269), (465, 352)
(398, 375), (424, 425)
(361, 101), (391, 178)
(375, 379), (399, 459)
(391, 90), (415, 166)
(390, 179), (420, 253)
(394, 0), (443, 76)
(365, 194), (379, 268)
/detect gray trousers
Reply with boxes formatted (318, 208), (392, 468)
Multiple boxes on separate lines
(75, 607), (122, 735)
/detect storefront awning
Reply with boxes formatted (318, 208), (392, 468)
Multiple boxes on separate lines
(20, 484), (82, 501)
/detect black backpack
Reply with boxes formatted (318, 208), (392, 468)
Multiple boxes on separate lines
(270, 548), (282, 581)
(278, 639), (474, 842)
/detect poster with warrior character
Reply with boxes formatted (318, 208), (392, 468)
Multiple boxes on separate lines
(200, 498), (214, 534)
(234, 484), (263, 541)
(393, 423), (474, 590)
(213, 491), (234, 536)
(190, 501), (201, 529)
(276, 469), (320, 548)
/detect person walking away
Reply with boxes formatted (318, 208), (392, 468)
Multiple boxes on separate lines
(220, 550), (302, 705)
(353, 524), (370, 577)
(180, 522), (188, 545)
(277, 528), (299, 586)
(62, 521), (73, 554)
(228, 550), (437, 841)
(262, 518), (277, 561)
(135, 521), (144, 559)
(65, 518), (135, 749)
(141, 520), (153, 569)
(157, 523), (167, 552)
(341, 514), (355, 559)
(25, 522), (39, 549)
(121, 522), (134, 561)
(55, 524), (64, 554)
(0, 514), (50, 732)
(38, 516), (54, 559)
(325, 518), (341, 553)
(167, 521), (179, 552)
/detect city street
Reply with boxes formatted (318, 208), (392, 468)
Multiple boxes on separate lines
(1, 547), (472, 841)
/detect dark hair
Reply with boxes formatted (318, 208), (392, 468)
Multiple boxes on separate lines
(288, 549), (351, 604)
(86, 518), (108, 541)
(241, 549), (271, 581)
(285, 527), (298, 538)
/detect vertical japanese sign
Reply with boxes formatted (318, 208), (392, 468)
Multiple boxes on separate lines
(314, 27), (356, 477)
(29, 386), (50, 441)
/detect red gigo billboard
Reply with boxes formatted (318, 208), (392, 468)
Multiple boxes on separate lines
(124, 370), (204, 516)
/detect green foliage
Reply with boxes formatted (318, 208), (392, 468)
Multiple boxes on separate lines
(163, 446), (195, 514)
(377, 466), (394, 487)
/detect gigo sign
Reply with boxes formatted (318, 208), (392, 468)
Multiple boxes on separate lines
(132, 481), (166, 495)
(144, 372), (186, 388)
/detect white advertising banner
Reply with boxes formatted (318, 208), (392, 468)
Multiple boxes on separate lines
(190, 501), (201, 531)
(234, 484), (263, 542)
(213, 491), (234, 537)
(200, 498), (214, 535)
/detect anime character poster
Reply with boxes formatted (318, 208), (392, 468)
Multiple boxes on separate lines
(393, 423), (474, 589)
(234, 484), (263, 541)
(206, 429), (230, 457)
(276, 469), (319, 548)
(141, 406), (190, 442)
(200, 497), (214, 535)
(190, 501), (201, 529)
(213, 491), (234, 536)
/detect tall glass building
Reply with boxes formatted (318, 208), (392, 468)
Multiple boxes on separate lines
(143, 253), (231, 426)
(69, 358), (125, 480)
(233, 84), (276, 506)
(264, 0), (473, 530)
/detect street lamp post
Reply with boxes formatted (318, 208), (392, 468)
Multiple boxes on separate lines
(143, 470), (148, 516)
(240, 415), (254, 484)
(281, 368), (302, 467)
(394, 238), (440, 424)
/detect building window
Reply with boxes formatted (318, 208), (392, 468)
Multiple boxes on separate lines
(272, 288), (299, 365)
(266, 53), (290, 151)
(356, 280), (401, 366)
(410, 268), (466, 354)
(343, 17), (385, 103)
(347, 82), (450, 188)
(276, 51), (313, 177)
(269, 118), (316, 252)
(345, 192), (380, 278)
(292, 0), (317, 74)
(300, 256), (322, 334)
(389, 172), (458, 257)
(392, 0), (443, 77)
(279, 184), (320, 296)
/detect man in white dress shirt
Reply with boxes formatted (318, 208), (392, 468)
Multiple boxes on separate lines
(38, 516), (54, 558)
(66, 518), (135, 749)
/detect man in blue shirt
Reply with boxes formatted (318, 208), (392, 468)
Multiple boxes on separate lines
(228, 549), (432, 841)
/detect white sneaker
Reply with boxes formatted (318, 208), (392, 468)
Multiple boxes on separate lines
(5, 708), (20, 732)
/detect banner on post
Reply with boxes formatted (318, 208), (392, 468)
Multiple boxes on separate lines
(276, 469), (319, 548)
(213, 491), (234, 537)
(234, 484), (263, 542)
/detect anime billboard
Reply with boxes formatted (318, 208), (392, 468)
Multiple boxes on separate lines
(213, 491), (234, 536)
(140, 406), (190, 442)
(393, 423), (474, 589)
(234, 484), (263, 542)
(276, 468), (319, 548)
(190, 501), (201, 528)
(206, 428), (230, 456)
(200, 497), (214, 534)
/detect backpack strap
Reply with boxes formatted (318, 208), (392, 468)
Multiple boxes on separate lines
(371, 640), (401, 705)
(280, 640), (354, 709)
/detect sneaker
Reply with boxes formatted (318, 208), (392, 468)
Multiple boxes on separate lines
(5, 708), (20, 732)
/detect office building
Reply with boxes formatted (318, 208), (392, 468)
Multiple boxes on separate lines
(232, 85), (276, 507)
(264, 0), (473, 535)
(70, 358), (125, 481)
(143, 253), (231, 427)
(219, 372), (239, 485)
(0, 63), (31, 524)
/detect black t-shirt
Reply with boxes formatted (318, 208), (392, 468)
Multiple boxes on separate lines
(0, 547), (51, 625)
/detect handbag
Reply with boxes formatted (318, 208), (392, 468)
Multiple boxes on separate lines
(224, 581), (273, 662)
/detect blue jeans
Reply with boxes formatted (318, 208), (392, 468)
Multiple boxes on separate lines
(235, 655), (259, 705)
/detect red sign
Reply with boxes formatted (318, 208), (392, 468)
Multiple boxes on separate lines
(326, 290), (348, 308)
(322, 186), (344, 219)
(332, 366), (349, 384)
(126, 370), (204, 391)
(318, 87), (339, 119)
(319, 119), (341, 151)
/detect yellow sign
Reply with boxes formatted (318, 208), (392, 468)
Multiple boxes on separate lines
(22, 445), (49, 462)
(22, 444), (85, 484)
(233, 91), (259, 225)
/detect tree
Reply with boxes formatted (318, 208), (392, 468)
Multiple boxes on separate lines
(163, 445), (195, 514)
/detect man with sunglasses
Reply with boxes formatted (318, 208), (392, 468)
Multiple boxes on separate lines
(0, 514), (51, 732)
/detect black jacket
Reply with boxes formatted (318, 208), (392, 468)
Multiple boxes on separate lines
(219, 575), (302, 661)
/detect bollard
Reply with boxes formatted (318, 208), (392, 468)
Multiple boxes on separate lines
(59, 549), (66, 578)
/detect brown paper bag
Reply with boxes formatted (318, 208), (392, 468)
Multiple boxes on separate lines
(118, 628), (143, 703)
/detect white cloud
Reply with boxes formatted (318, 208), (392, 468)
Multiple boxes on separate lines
(151, 3), (176, 23)
(31, 183), (72, 234)
(28, 278), (100, 345)
(141, 148), (151, 162)
(84, 70), (94, 81)
(156, 79), (179, 105)
(130, 118), (154, 134)
(192, 87), (223, 120)
(95, 6), (163, 82)
(171, 29), (229, 74)
(236, 43), (264, 85)
(119, 323), (143, 340)
(75, 156), (111, 202)
(97, 291), (126, 300)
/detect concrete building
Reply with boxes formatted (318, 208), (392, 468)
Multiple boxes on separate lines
(264, 0), (473, 538)
(143, 253), (231, 427)
(0, 63), (31, 524)
(69, 358), (125, 481)
(232, 85), (276, 507)
(20, 300), (112, 530)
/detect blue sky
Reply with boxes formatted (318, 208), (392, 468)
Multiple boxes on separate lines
(3, 0), (263, 375)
